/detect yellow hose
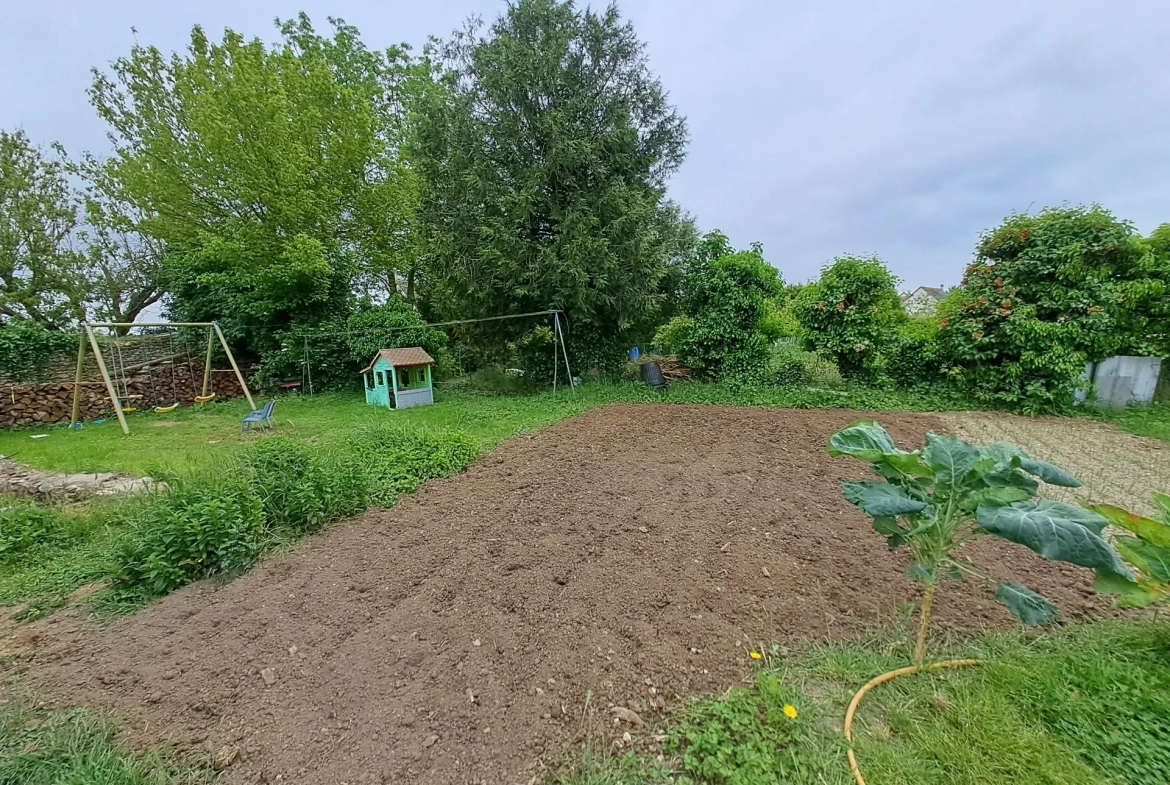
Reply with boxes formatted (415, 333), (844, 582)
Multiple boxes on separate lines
(844, 659), (982, 785)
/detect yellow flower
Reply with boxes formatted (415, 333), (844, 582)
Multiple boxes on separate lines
(749, 651), (762, 660)
(783, 704), (798, 719)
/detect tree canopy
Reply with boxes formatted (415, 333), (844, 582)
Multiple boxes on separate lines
(0, 130), (85, 329)
(413, 0), (693, 369)
(87, 15), (424, 353)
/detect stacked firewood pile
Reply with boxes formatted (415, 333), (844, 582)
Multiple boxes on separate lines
(1, 362), (252, 429)
(622, 354), (694, 383)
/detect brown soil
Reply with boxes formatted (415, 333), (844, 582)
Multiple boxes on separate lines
(3, 405), (1111, 784)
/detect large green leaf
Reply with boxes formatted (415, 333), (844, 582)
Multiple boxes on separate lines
(977, 442), (1024, 465)
(976, 500), (1130, 576)
(828, 420), (898, 460)
(922, 432), (978, 488)
(843, 481), (927, 517)
(995, 582), (1058, 625)
(1087, 503), (1170, 547)
(872, 517), (904, 536)
(1114, 537), (1170, 582)
(1095, 571), (1165, 608)
(829, 421), (924, 474)
(1018, 457), (1081, 488)
(962, 486), (1032, 510)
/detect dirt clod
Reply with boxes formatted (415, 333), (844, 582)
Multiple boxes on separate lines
(214, 745), (240, 770)
(259, 668), (275, 686)
(610, 706), (644, 727)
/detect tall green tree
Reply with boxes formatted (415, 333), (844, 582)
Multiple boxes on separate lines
(0, 130), (86, 329)
(793, 255), (903, 381)
(414, 0), (691, 370)
(88, 16), (423, 353)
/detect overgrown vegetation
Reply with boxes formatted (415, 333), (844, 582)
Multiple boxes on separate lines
(551, 620), (1170, 785)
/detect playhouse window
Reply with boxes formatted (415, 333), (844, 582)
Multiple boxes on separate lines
(401, 368), (411, 385)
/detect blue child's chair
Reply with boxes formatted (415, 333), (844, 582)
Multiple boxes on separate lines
(242, 400), (277, 432)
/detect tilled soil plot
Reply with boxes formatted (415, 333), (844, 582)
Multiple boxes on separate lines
(4, 406), (1111, 784)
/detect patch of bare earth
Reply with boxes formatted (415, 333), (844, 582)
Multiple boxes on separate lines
(2, 406), (1112, 784)
(939, 412), (1169, 517)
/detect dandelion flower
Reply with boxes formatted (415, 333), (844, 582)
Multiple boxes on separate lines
(749, 651), (762, 660)
(783, 704), (798, 719)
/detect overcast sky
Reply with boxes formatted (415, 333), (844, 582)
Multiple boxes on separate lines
(3, 0), (1168, 288)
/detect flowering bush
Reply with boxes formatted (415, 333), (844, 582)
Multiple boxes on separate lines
(792, 256), (903, 382)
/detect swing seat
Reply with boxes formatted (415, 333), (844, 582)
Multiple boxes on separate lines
(154, 403), (180, 413)
(195, 394), (216, 404)
(121, 407), (138, 414)
(105, 394), (144, 401)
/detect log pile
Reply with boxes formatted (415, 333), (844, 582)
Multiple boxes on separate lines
(623, 354), (694, 383)
(1, 362), (252, 429)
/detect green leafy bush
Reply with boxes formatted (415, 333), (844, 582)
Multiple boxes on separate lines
(241, 438), (370, 535)
(509, 325), (557, 389)
(348, 424), (480, 507)
(113, 481), (265, 597)
(667, 671), (810, 784)
(793, 256), (903, 382)
(0, 320), (77, 383)
(676, 251), (784, 384)
(0, 502), (69, 561)
(884, 318), (943, 388)
(938, 206), (1169, 413)
(828, 420), (1133, 664)
(771, 354), (807, 387)
(651, 315), (694, 356)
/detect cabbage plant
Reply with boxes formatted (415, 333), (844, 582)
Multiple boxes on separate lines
(828, 420), (1133, 665)
(1088, 492), (1170, 607)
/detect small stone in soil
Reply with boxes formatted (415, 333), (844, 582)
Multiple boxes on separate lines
(161, 669), (179, 680)
(260, 668), (276, 686)
(422, 734), (439, 748)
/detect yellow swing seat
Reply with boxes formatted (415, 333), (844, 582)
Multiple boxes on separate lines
(194, 394), (216, 404)
(121, 407), (138, 414)
(154, 403), (180, 413)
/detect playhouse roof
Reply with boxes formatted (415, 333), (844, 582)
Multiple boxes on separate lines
(362, 347), (435, 372)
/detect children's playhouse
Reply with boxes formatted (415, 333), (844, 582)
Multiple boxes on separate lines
(362, 348), (435, 409)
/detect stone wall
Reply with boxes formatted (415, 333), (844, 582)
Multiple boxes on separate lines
(2, 361), (253, 429)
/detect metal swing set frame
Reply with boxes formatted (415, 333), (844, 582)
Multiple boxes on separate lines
(70, 322), (256, 435)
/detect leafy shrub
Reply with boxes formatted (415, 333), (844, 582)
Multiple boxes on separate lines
(241, 438), (369, 535)
(0, 502), (69, 561)
(0, 320), (77, 383)
(114, 481), (265, 597)
(793, 256), (903, 382)
(938, 206), (1168, 413)
(652, 315), (694, 355)
(667, 671), (810, 783)
(828, 420), (1132, 664)
(509, 326), (557, 389)
(676, 251), (784, 385)
(348, 424), (479, 507)
(884, 319), (943, 388)
(771, 354), (807, 387)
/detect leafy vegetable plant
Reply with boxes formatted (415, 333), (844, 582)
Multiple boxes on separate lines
(828, 420), (1132, 664)
(1087, 492), (1170, 607)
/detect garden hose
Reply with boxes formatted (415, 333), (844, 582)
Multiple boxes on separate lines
(844, 659), (982, 785)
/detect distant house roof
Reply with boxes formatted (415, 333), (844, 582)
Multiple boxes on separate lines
(901, 286), (947, 303)
(362, 347), (435, 372)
